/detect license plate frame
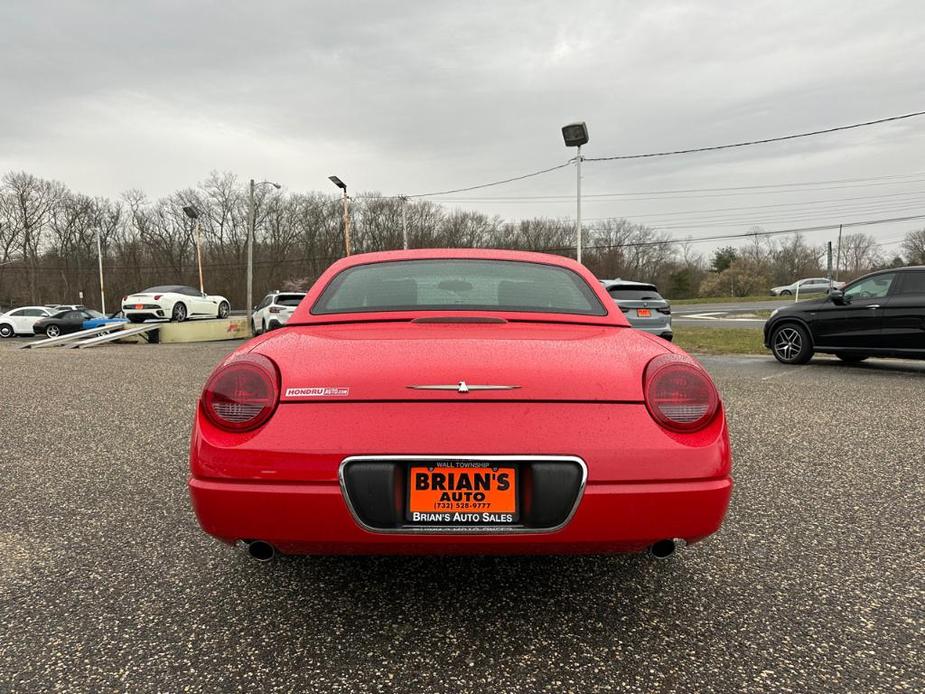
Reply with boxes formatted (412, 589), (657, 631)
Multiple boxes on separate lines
(405, 462), (519, 525)
(636, 308), (652, 317)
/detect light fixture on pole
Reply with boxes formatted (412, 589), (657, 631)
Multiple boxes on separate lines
(182, 205), (204, 293)
(561, 122), (589, 264)
(329, 175), (352, 256)
(246, 179), (282, 327)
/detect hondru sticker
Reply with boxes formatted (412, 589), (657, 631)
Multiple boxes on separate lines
(285, 387), (350, 398)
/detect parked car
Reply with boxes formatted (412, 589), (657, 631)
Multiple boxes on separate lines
(122, 285), (230, 323)
(770, 277), (845, 296)
(83, 310), (128, 331)
(251, 291), (306, 334)
(600, 280), (672, 341)
(0, 306), (53, 337)
(764, 265), (925, 364)
(190, 249), (732, 562)
(33, 309), (101, 338)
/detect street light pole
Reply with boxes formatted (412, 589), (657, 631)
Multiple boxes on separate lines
(96, 227), (106, 314)
(246, 179), (282, 324)
(195, 220), (204, 293)
(400, 195), (409, 250)
(328, 176), (351, 256)
(561, 122), (589, 264)
(576, 146), (582, 265)
(182, 205), (205, 294)
(342, 191), (352, 256)
(247, 178), (255, 317)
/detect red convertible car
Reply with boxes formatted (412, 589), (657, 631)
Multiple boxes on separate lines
(189, 249), (732, 560)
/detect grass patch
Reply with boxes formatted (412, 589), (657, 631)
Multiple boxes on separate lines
(672, 326), (766, 355)
(670, 294), (822, 305)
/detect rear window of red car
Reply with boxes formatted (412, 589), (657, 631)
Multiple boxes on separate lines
(311, 259), (607, 316)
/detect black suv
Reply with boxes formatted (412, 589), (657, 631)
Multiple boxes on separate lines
(764, 266), (925, 364)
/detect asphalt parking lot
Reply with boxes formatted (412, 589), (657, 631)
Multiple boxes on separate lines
(1, 339), (923, 693)
(672, 299), (785, 330)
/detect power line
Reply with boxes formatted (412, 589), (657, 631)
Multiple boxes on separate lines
(355, 111), (925, 201)
(569, 201), (925, 232)
(356, 162), (574, 200)
(539, 214), (925, 253)
(583, 110), (925, 162)
(433, 189), (925, 220)
(597, 199), (925, 229)
(429, 171), (925, 201)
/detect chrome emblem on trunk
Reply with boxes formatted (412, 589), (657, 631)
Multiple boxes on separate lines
(407, 381), (520, 393)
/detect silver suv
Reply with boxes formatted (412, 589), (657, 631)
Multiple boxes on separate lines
(601, 280), (672, 341)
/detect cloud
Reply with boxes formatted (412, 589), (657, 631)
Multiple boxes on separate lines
(1, 0), (924, 253)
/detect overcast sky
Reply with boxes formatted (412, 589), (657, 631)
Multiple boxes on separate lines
(2, 0), (925, 256)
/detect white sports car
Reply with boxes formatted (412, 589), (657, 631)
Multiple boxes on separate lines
(122, 285), (231, 323)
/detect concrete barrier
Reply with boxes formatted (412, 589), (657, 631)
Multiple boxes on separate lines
(157, 317), (251, 343)
(115, 317), (251, 344)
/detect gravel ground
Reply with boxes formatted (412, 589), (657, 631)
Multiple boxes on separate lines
(0, 339), (923, 693)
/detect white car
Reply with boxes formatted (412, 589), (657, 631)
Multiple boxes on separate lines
(0, 306), (53, 337)
(251, 291), (306, 334)
(122, 285), (231, 323)
(770, 277), (846, 296)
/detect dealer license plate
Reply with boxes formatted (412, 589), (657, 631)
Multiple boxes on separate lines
(407, 462), (518, 524)
(636, 308), (651, 317)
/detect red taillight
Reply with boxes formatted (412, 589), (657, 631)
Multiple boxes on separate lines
(269, 306), (281, 313)
(153, 294), (162, 300)
(201, 354), (279, 431)
(643, 354), (719, 432)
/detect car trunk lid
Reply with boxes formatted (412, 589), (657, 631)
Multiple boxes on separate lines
(255, 320), (667, 402)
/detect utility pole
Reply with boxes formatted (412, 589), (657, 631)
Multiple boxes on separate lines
(835, 224), (843, 281)
(400, 195), (409, 250)
(576, 145), (583, 264)
(96, 227), (106, 314)
(826, 241), (833, 288)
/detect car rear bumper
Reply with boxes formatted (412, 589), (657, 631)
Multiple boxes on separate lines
(123, 308), (166, 319)
(190, 401), (732, 555)
(189, 475), (732, 555)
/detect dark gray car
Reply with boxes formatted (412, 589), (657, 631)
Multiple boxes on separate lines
(601, 280), (672, 340)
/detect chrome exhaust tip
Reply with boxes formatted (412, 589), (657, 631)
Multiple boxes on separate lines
(648, 538), (686, 560)
(237, 540), (276, 562)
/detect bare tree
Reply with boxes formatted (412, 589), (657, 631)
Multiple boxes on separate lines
(838, 232), (882, 278)
(771, 234), (822, 284)
(21, 167), (911, 306)
(2, 172), (60, 302)
(900, 228), (925, 265)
